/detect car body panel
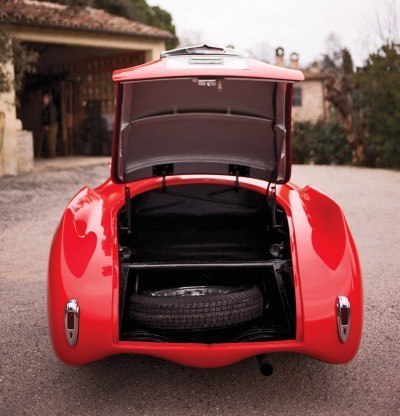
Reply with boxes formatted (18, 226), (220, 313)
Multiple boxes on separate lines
(48, 174), (363, 367)
(112, 56), (305, 83)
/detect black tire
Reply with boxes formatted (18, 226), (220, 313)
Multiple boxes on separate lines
(128, 286), (263, 330)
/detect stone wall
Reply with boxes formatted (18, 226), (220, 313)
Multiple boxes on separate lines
(0, 60), (18, 176)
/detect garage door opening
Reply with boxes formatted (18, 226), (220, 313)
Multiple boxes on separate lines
(17, 43), (145, 157)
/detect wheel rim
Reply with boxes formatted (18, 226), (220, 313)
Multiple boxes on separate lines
(144, 285), (243, 297)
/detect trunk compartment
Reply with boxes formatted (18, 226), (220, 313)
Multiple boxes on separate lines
(118, 183), (296, 343)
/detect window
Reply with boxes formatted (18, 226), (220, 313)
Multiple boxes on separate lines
(293, 87), (302, 107)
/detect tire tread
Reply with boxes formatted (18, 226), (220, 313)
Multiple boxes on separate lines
(128, 287), (263, 330)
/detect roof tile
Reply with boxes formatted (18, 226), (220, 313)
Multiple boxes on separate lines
(1, 0), (175, 40)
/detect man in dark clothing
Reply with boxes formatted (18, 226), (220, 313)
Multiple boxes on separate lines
(40, 92), (58, 157)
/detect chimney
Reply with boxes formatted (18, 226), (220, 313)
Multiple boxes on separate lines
(309, 61), (320, 74)
(275, 47), (284, 67)
(290, 52), (299, 69)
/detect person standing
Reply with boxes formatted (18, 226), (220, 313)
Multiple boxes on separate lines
(40, 92), (58, 157)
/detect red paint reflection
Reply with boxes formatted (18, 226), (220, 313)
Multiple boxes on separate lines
(63, 208), (97, 278)
(302, 187), (346, 271)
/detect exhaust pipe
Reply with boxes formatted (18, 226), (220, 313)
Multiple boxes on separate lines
(257, 354), (273, 376)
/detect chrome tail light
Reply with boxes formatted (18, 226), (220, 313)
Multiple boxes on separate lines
(65, 299), (80, 346)
(336, 296), (350, 343)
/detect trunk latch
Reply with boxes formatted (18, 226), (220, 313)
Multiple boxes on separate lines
(153, 163), (174, 191)
(153, 163), (174, 177)
(229, 164), (250, 191)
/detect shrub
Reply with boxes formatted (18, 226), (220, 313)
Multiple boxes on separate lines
(356, 43), (400, 169)
(292, 121), (352, 165)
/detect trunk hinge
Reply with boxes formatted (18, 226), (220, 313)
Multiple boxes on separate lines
(124, 186), (132, 235)
(266, 169), (278, 227)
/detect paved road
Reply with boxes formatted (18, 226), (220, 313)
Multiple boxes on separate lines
(1, 164), (399, 416)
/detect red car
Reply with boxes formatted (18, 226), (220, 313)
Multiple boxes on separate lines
(48, 45), (362, 374)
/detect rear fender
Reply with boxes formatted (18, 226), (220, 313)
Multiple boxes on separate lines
(289, 184), (363, 362)
(47, 186), (121, 364)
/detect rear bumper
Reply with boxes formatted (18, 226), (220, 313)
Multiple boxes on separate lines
(104, 338), (357, 368)
(49, 337), (359, 368)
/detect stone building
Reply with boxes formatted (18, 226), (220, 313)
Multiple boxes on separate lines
(274, 47), (328, 123)
(0, 0), (175, 176)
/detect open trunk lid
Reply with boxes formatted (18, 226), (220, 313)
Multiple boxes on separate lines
(112, 45), (304, 184)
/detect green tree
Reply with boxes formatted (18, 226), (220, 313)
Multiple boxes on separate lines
(357, 43), (400, 168)
(321, 31), (400, 169)
(322, 42), (368, 165)
(145, 5), (176, 48)
(0, 30), (13, 94)
(0, 29), (38, 98)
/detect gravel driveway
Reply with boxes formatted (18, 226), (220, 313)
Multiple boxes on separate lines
(0, 163), (399, 416)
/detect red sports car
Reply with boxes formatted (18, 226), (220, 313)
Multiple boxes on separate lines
(48, 45), (362, 374)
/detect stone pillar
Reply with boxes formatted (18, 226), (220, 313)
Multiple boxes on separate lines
(290, 52), (300, 69)
(144, 50), (153, 62)
(145, 42), (167, 62)
(16, 120), (34, 174)
(0, 59), (18, 177)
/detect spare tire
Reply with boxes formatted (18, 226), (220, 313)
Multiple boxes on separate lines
(128, 286), (263, 330)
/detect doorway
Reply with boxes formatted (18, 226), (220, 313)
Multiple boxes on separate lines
(17, 43), (145, 157)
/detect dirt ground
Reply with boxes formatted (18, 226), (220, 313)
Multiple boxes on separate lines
(0, 163), (399, 416)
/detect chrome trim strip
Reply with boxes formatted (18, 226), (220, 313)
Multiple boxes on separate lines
(336, 296), (350, 343)
(160, 44), (244, 58)
(65, 299), (79, 347)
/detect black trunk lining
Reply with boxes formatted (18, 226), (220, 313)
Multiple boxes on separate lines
(117, 184), (295, 343)
(118, 184), (283, 263)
